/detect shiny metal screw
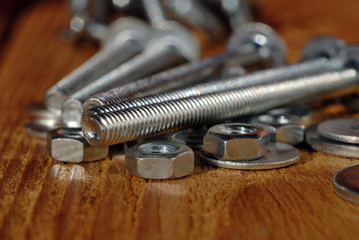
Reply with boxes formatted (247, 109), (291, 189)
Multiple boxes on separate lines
(61, 0), (200, 127)
(82, 46), (359, 146)
(46, 17), (152, 113)
(82, 35), (344, 121)
(84, 22), (286, 110)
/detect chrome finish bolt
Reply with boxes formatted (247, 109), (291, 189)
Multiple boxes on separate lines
(83, 61), (359, 146)
(82, 35), (344, 122)
(84, 22), (286, 110)
(46, 17), (152, 113)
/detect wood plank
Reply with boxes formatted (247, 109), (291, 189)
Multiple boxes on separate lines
(0, 0), (359, 239)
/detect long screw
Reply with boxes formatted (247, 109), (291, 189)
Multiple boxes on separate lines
(82, 35), (344, 120)
(45, 17), (152, 113)
(84, 22), (287, 110)
(82, 46), (359, 146)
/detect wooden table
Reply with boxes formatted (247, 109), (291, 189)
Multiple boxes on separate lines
(1, 0), (359, 239)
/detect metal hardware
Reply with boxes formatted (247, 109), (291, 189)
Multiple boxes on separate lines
(47, 128), (109, 162)
(203, 123), (270, 160)
(83, 60), (358, 146)
(250, 113), (305, 145)
(305, 123), (359, 158)
(26, 118), (63, 139)
(46, 17), (152, 113)
(333, 164), (359, 204)
(200, 142), (300, 170)
(125, 141), (194, 179)
(268, 104), (313, 127)
(317, 118), (359, 144)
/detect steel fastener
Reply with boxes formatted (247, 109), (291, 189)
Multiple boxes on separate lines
(333, 164), (359, 204)
(47, 128), (109, 162)
(200, 142), (300, 170)
(250, 113), (305, 145)
(82, 34), (343, 123)
(203, 123), (270, 160)
(125, 141), (194, 179)
(46, 17), (152, 113)
(317, 118), (359, 144)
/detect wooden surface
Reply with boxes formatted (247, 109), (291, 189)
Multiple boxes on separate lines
(1, 0), (359, 239)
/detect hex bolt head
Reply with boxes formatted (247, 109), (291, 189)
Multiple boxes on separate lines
(203, 123), (270, 161)
(125, 141), (194, 179)
(47, 128), (108, 162)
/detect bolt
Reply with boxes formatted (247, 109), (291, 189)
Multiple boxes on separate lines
(82, 35), (344, 123)
(61, 7), (200, 127)
(82, 46), (359, 146)
(82, 22), (284, 110)
(83, 22), (286, 111)
(162, 0), (227, 42)
(46, 17), (152, 113)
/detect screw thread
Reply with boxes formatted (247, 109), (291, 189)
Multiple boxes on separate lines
(83, 68), (357, 146)
(83, 57), (331, 121)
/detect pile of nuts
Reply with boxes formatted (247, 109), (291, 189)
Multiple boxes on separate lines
(25, 0), (359, 203)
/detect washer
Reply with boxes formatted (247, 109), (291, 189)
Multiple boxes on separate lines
(25, 117), (63, 139)
(305, 124), (359, 158)
(333, 164), (359, 204)
(26, 102), (58, 119)
(200, 142), (300, 170)
(317, 118), (359, 144)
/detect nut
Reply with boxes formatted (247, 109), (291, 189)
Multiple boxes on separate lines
(250, 113), (305, 145)
(47, 128), (109, 162)
(203, 123), (270, 160)
(125, 141), (194, 179)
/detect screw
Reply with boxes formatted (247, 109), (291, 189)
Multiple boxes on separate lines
(46, 17), (152, 113)
(83, 22), (285, 109)
(162, 0), (227, 42)
(61, 3), (200, 127)
(82, 46), (359, 146)
(82, 35), (344, 122)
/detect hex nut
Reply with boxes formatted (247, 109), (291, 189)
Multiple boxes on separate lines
(203, 123), (270, 161)
(250, 113), (305, 145)
(125, 141), (194, 179)
(47, 128), (109, 162)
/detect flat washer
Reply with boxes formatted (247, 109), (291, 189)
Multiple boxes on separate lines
(25, 118), (63, 139)
(200, 142), (300, 170)
(317, 118), (359, 144)
(333, 164), (359, 204)
(306, 124), (359, 158)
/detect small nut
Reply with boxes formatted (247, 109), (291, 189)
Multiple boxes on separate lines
(125, 141), (194, 179)
(47, 128), (109, 162)
(250, 113), (305, 145)
(203, 123), (270, 160)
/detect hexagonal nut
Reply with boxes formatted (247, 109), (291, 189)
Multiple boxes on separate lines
(125, 141), (194, 179)
(250, 114), (305, 145)
(47, 128), (109, 162)
(203, 123), (270, 161)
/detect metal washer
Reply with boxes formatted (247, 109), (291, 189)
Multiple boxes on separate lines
(305, 124), (359, 158)
(317, 118), (359, 144)
(333, 164), (359, 204)
(200, 142), (300, 170)
(25, 117), (63, 139)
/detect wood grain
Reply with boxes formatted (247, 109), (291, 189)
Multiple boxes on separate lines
(1, 0), (359, 239)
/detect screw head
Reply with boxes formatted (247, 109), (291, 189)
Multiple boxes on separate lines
(301, 35), (346, 61)
(227, 22), (287, 66)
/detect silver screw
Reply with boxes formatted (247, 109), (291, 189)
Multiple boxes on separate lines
(83, 22), (286, 109)
(61, 4), (200, 127)
(46, 17), (152, 113)
(162, 0), (227, 42)
(82, 35), (344, 121)
(82, 46), (359, 146)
